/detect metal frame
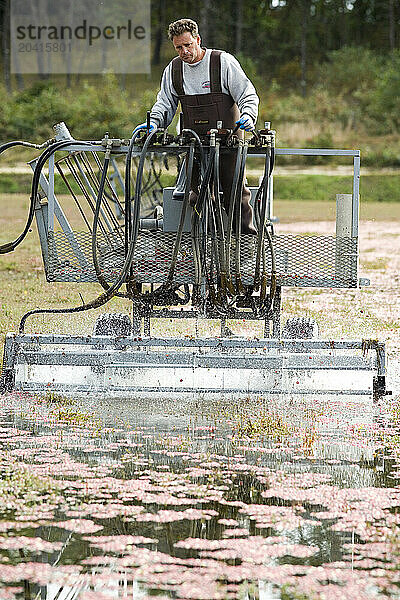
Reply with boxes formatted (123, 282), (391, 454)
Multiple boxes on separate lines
(32, 145), (362, 290)
(32, 144), (361, 240)
(0, 332), (386, 397)
(30, 156), (92, 274)
(0, 141), (385, 399)
(271, 148), (360, 238)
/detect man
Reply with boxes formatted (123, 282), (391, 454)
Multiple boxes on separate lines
(133, 18), (259, 234)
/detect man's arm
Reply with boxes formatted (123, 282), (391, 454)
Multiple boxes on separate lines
(150, 62), (179, 128)
(222, 53), (259, 126)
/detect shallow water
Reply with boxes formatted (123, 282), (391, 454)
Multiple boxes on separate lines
(0, 387), (400, 600)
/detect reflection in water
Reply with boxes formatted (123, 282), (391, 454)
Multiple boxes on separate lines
(0, 390), (399, 599)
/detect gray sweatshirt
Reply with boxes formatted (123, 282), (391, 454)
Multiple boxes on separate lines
(150, 48), (259, 128)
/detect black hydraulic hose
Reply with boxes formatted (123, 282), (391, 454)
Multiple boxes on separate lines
(19, 177), (148, 333)
(92, 151), (111, 290)
(191, 200), (202, 299)
(253, 179), (263, 232)
(260, 149), (276, 309)
(234, 143), (248, 294)
(176, 129), (206, 300)
(166, 140), (195, 284)
(0, 140), (35, 153)
(206, 147), (220, 295)
(261, 226), (276, 310)
(19, 133), (156, 332)
(197, 146), (215, 212)
(253, 147), (275, 230)
(1, 139), (92, 255)
(212, 142), (228, 296)
(124, 130), (142, 259)
(0, 140), (52, 154)
(254, 184), (261, 232)
(225, 144), (243, 294)
(252, 147), (277, 312)
(270, 147), (275, 175)
(198, 147), (217, 297)
(93, 158), (125, 215)
(91, 150), (127, 298)
(0, 139), (66, 254)
(207, 181), (219, 299)
(191, 145), (215, 287)
(123, 128), (157, 296)
(253, 149), (271, 290)
(131, 130), (158, 253)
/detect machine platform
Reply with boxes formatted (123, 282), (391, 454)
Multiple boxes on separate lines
(0, 122), (388, 400)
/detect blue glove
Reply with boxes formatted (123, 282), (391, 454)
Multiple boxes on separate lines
(132, 120), (157, 137)
(236, 114), (255, 132)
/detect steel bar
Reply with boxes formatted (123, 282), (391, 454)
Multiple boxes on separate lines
(352, 154), (360, 238)
(4, 333), (384, 351)
(14, 383), (374, 396)
(15, 351), (375, 371)
(39, 144), (360, 158)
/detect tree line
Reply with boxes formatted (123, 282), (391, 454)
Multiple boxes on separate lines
(152, 0), (398, 94)
(0, 0), (399, 94)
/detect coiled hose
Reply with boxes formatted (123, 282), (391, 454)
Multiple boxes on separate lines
(191, 144), (216, 301)
(225, 143), (243, 295)
(125, 129), (203, 305)
(0, 138), (77, 255)
(234, 143), (248, 294)
(91, 150), (128, 298)
(18, 133), (152, 332)
(164, 128), (205, 290)
(212, 142), (228, 300)
(253, 147), (277, 313)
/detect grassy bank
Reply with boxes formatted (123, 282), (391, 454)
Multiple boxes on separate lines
(276, 174), (400, 203)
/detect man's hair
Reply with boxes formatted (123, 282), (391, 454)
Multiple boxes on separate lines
(167, 19), (199, 41)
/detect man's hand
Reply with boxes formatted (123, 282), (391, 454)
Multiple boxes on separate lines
(132, 120), (158, 137)
(235, 114), (255, 132)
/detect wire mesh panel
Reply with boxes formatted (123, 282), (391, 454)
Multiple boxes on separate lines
(239, 235), (358, 287)
(34, 144), (361, 290)
(46, 230), (358, 288)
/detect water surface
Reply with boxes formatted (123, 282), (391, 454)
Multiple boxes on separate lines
(0, 389), (400, 600)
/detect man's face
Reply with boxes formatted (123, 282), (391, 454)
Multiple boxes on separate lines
(172, 32), (203, 64)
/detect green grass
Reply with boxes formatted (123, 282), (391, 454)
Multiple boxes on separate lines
(0, 174), (32, 193)
(2, 172), (400, 203)
(246, 174), (400, 203)
(0, 172), (178, 196)
(274, 199), (400, 222)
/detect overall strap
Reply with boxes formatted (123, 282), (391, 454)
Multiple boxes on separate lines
(172, 51), (222, 96)
(171, 56), (184, 96)
(209, 50), (222, 94)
